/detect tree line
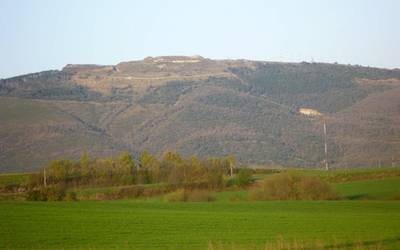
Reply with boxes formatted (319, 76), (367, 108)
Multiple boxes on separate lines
(29, 151), (243, 189)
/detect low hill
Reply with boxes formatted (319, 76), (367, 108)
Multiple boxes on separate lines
(1, 56), (400, 172)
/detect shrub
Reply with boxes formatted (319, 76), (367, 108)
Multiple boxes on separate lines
(225, 178), (236, 187)
(46, 185), (67, 201)
(26, 185), (67, 201)
(250, 172), (298, 200)
(117, 186), (145, 199)
(164, 189), (186, 202)
(141, 186), (166, 198)
(115, 185), (169, 199)
(2, 184), (21, 193)
(236, 168), (253, 187)
(64, 191), (78, 201)
(26, 189), (47, 201)
(186, 190), (215, 202)
(206, 169), (225, 190)
(297, 176), (337, 200)
(90, 193), (114, 201)
(249, 172), (337, 200)
(164, 189), (215, 202)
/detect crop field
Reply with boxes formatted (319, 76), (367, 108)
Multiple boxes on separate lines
(335, 177), (400, 200)
(1, 169), (400, 249)
(0, 200), (400, 249)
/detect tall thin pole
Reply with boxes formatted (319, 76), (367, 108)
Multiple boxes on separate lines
(323, 119), (329, 171)
(43, 168), (47, 187)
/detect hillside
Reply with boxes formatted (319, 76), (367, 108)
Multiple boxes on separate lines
(1, 56), (400, 172)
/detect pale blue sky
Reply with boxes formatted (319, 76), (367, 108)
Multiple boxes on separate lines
(1, 0), (399, 78)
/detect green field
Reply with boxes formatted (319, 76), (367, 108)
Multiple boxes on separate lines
(0, 173), (29, 187)
(1, 201), (400, 249)
(1, 170), (400, 249)
(335, 177), (400, 200)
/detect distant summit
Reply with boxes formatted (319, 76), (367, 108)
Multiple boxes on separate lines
(144, 55), (205, 63)
(62, 64), (110, 73)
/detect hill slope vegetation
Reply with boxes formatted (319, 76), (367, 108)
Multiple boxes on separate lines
(1, 56), (400, 172)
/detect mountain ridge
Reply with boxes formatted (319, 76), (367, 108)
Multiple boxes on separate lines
(1, 56), (400, 172)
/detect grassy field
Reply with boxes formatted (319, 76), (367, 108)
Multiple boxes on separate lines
(1, 200), (400, 249)
(335, 177), (400, 200)
(0, 173), (29, 187)
(1, 169), (400, 249)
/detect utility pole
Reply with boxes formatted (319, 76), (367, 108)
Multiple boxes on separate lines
(227, 155), (236, 177)
(323, 119), (329, 171)
(43, 168), (47, 187)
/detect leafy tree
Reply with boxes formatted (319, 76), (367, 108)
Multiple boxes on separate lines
(187, 155), (205, 183)
(80, 151), (91, 179)
(80, 151), (90, 169)
(163, 151), (184, 184)
(205, 158), (225, 189)
(118, 152), (136, 173)
(163, 151), (183, 164)
(47, 159), (74, 183)
(140, 150), (160, 183)
(118, 151), (136, 184)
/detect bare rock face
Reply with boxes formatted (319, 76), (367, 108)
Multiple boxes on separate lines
(1, 56), (400, 172)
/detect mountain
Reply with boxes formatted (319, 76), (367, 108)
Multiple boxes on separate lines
(1, 56), (400, 172)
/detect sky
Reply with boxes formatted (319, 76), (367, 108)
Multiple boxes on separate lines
(0, 0), (399, 78)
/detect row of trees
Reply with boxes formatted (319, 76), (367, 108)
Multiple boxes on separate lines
(30, 151), (239, 189)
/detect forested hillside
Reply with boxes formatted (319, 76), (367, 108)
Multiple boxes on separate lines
(1, 56), (400, 172)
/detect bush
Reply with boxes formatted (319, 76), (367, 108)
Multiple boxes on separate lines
(297, 176), (337, 200)
(26, 185), (67, 201)
(186, 190), (215, 202)
(116, 185), (169, 199)
(26, 189), (47, 201)
(206, 170), (225, 190)
(236, 168), (253, 187)
(249, 172), (337, 200)
(117, 186), (145, 199)
(164, 189), (215, 202)
(64, 191), (78, 201)
(2, 184), (21, 193)
(225, 178), (236, 187)
(46, 185), (67, 201)
(226, 169), (253, 187)
(164, 189), (186, 202)
(141, 186), (167, 198)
